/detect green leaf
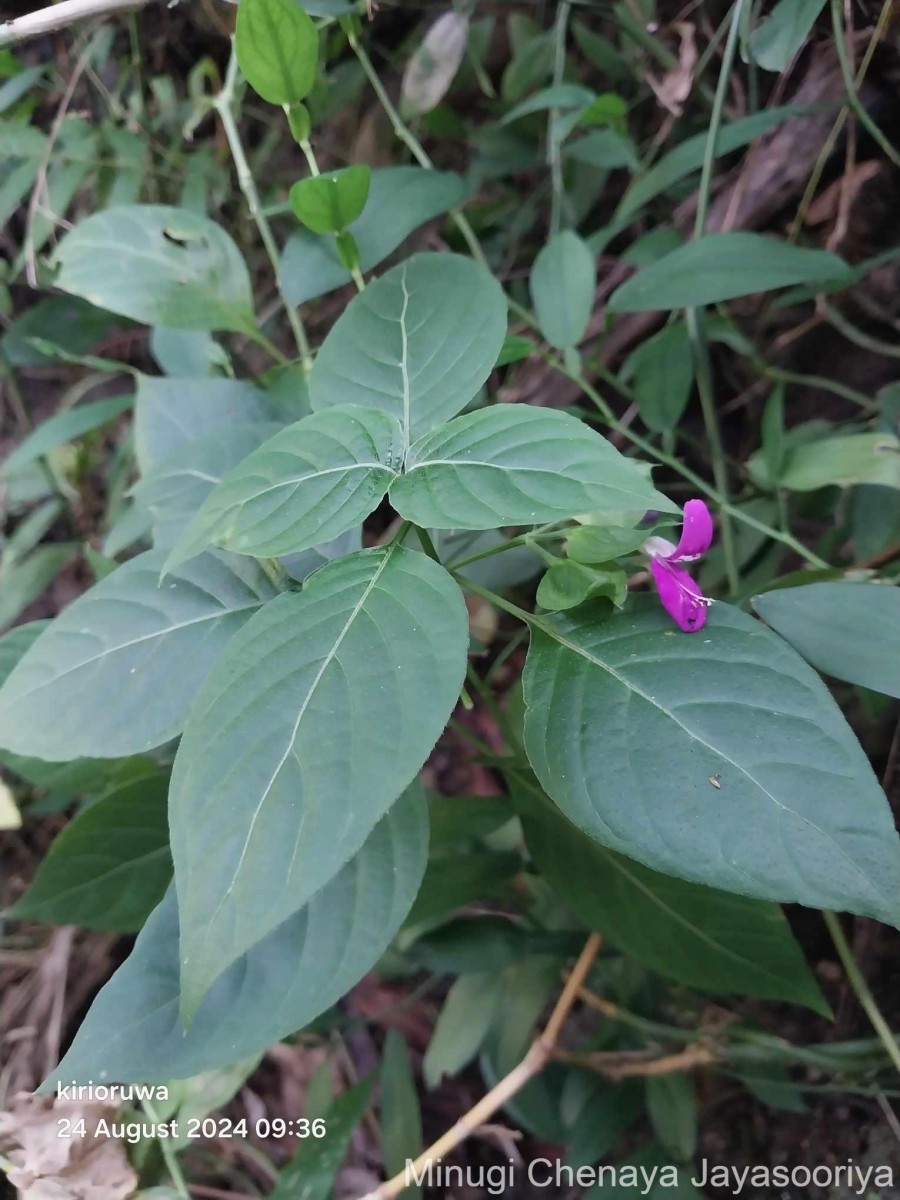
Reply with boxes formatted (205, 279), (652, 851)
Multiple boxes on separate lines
(501, 83), (595, 123)
(645, 1074), (696, 1161)
(608, 233), (849, 312)
(622, 321), (693, 433)
(511, 774), (828, 1011)
(53, 206), (255, 332)
(11, 774), (171, 932)
(565, 128), (638, 170)
(45, 788), (427, 1084)
(380, 1031), (422, 1199)
(0, 545), (76, 632)
(269, 1075), (376, 1200)
(134, 423), (283, 549)
(753, 582), (900, 699)
(281, 167), (466, 305)
(530, 231), (596, 349)
(521, 602), (900, 926)
(1, 397), (132, 478)
(235, 0), (319, 105)
(0, 550), (276, 760)
(749, 0), (826, 72)
(289, 164), (371, 234)
(165, 407), (402, 569)
(755, 432), (900, 492)
(536, 560), (626, 611)
(134, 375), (291, 474)
(170, 544), (468, 1016)
(389, 406), (675, 530)
(423, 973), (504, 1088)
(309, 253), (507, 445)
(566, 523), (649, 563)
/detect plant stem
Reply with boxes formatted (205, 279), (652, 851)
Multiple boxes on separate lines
(823, 911), (900, 1078)
(359, 935), (602, 1200)
(215, 48), (313, 374)
(143, 1100), (190, 1199)
(830, 0), (900, 170)
(0, 0), (150, 47)
(347, 29), (490, 272)
(548, 0), (571, 237)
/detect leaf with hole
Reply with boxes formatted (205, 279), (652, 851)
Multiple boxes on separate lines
(165, 407), (402, 569)
(289, 165), (371, 234)
(522, 602), (900, 926)
(0, 550), (276, 760)
(45, 788), (427, 1084)
(170, 544), (468, 1017)
(235, 0), (319, 105)
(309, 253), (507, 444)
(390, 406), (675, 530)
(53, 206), (255, 332)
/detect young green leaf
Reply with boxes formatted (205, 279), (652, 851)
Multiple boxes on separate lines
(0, 550), (277, 760)
(289, 164), (371, 234)
(530, 230), (596, 349)
(53, 206), (255, 332)
(45, 788), (427, 1084)
(622, 321), (693, 433)
(170, 545), (468, 1018)
(645, 1074), (696, 1161)
(511, 774), (828, 1011)
(309, 253), (508, 445)
(281, 167), (466, 305)
(536, 560), (626, 611)
(380, 1031), (423, 1199)
(235, 0), (319, 105)
(11, 774), (171, 932)
(390, 406), (676, 530)
(522, 602), (900, 927)
(608, 233), (849, 312)
(753, 582), (900, 699)
(164, 407), (403, 569)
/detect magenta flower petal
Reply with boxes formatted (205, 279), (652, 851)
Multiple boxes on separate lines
(650, 558), (709, 633)
(671, 499), (714, 562)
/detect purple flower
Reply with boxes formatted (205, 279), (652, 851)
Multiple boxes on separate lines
(642, 499), (714, 633)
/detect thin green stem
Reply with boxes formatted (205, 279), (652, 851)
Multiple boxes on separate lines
(820, 301), (900, 361)
(143, 1100), (189, 1199)
(347, 29), (490, 272)
(415, 525), (441, 561)
(548, 0), (571, 236)
(686, 0), (746, 598)
(299, 138), (320, 176)
(823, 910), (900, 1078)
(215, 47), (313, 373)
(830, 0), (900, 169)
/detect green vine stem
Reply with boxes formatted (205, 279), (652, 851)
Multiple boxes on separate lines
(823, 910), (900, 1078)
(214, 47), (313, 373)
(829, 0), (900, 170)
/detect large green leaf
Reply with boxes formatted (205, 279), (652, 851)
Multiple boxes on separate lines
(11, 774), (171, 933)
(522, 602), (900, 926)
(235, 0), (319, 105)
(530, 231), (596, 349)
(170, 544), (468, 1016)
(281, 167), (466, 305)
(390, 406), (675, 529)
(45, 788), (427, 1084)
(608, 233), (849, 312)
(510, 774), (827, 1011)
(134, 423), (283, 549)
(309, 253), (507, 445)
(753, 582), (900, 699)
(53, 206), (255, 332)
(133, 375), (293, 474)
(0, 550), (276, 760)
(165, 407), (402, 568)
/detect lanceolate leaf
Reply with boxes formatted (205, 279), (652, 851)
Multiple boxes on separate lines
(12, 774), (171, 933)
(309, 253), (508, 445)
(522, 602), (900, 926)
(46, 788), (427, 1084)
(390, 406), (675, 530)
(510, 774), (828, 1012)
(0, 550), (277, 760)
(607, 233), (849, 312)
(53, 206), (255, 333)
(753, 582), (900, 699)
(165, 407), (403, 569)
(170, 545), (468, 1017)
